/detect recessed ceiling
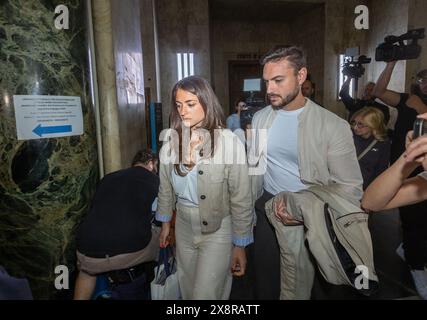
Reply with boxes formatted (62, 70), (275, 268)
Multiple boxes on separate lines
(209, 0), (324, 22)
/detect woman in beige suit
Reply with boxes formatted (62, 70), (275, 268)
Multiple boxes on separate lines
(155, 76), (253, 300)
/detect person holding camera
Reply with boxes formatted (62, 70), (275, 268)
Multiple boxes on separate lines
(361, 112), (427, 299)
(374, 63), (427, 162)
(339, 77), (390, 127)
(373, 62), (427, 299)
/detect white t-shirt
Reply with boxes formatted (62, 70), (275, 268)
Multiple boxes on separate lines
(171, 165), (199, 207)
(234, 128), (246, 146)
(264, 107), (308, 195)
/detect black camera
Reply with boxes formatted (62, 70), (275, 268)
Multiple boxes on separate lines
(342, 55), (372, 79)
(412, 118), (427, 140)
(375, 28), (425, 62)
(240, 96), (266, 129)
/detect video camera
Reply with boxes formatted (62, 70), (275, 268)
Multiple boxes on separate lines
(239, 78), (266, 128)
(375, 28), (425, 62)
(240, 96), (266, 129)
(342, 55), (372, 79)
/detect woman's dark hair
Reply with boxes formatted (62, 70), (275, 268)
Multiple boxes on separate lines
(170, 76), (225, 176)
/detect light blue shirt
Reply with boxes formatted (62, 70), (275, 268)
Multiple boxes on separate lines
(171, 165), (199, 207)
(226, 113), (240, 132)
(264, 107), (308, 195)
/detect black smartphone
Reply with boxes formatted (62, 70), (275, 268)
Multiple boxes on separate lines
(412, 118), (427, 139)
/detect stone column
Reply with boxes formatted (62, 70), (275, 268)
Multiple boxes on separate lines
(0, 0), (98, 299)
(92, 0), (147, 171)
(92, 0), (122, 172)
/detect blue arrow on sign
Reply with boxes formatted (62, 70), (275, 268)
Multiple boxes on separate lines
(32, 124), (72, 137)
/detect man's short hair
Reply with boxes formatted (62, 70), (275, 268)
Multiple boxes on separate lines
(260, 45), (307, 73)
(131, 149), (158, 166)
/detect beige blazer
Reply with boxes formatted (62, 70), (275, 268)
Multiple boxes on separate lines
(265, 185), (378, 294)
(156, 129), (254, 246)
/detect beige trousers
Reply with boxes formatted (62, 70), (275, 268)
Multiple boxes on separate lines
(265, 208), (315, 300)
(175, 203), (233, 300)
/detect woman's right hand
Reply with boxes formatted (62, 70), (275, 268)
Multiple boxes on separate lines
(273, 196), (303, 226)
(159, 222), (171, 248)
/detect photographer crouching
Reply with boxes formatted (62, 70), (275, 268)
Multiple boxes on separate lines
(369, 27), (427, 299)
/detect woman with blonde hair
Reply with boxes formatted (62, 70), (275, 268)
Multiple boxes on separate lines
(350, 107), (391, 189)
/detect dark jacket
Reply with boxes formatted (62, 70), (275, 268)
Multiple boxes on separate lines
(77, 166), (159, 258)
(390, 93), (418, 163)
(353, 134), (390, 190)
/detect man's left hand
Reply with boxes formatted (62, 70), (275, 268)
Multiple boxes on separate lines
(273, 196), (303, 226)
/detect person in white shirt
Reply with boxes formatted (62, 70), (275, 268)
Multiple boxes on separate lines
(226, 99), (247, 131)
(362, 112), (427, 299)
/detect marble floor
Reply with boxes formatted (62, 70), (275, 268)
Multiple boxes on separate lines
(230, 208), (421, 300)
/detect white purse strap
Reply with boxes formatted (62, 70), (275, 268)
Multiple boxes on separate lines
(357, 139), (378, 161)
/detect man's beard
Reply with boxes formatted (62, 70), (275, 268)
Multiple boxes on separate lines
(269, 85), (300, 110)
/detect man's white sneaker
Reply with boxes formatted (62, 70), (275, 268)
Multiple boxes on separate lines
(396, 242), (405, 261)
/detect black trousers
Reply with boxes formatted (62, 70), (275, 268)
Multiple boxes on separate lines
(253, 190), (281, 299)
(400, 200), (427, 270)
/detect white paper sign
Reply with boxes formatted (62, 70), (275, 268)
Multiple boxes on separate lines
(13, 95), (84, 140)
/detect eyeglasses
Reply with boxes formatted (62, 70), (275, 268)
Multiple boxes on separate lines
(416, 77), (427, 84)
(350, 121), (368, 129)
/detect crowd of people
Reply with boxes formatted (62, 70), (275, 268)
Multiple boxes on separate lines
(74, 45), (427, 300)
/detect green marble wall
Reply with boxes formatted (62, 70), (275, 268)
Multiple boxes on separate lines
(0, 0), (98, 299)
